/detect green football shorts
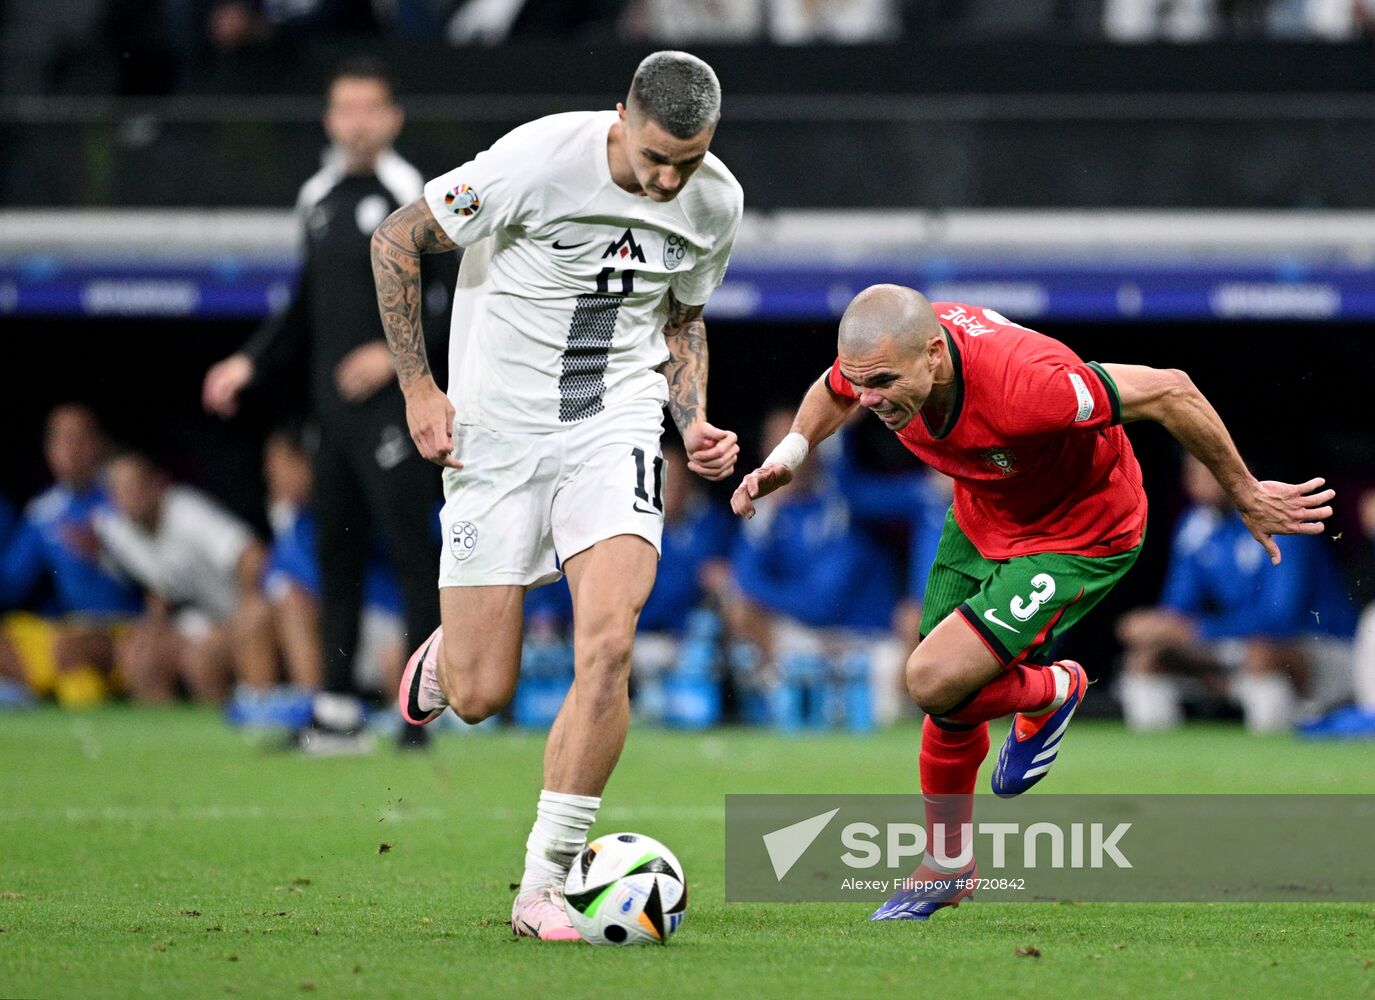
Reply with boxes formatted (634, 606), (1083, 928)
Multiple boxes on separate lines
(919, 509), (1143, 667)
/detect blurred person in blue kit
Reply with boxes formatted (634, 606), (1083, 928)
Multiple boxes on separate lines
(512, 442), (737, 722)
(202, 57), (455, 752)
(720, 407), (901, 724)
(1298, 487), (1375, 737)
(630, 441), (736, 715)
(0, 404), (142, 706)
(1116, 455), (1356, 732)
(831, 424), (953, 722)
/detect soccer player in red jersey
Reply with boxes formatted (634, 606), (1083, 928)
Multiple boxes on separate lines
(731, 284), (1334, 920)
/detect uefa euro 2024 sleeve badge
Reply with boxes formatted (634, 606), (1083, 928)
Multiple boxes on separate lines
(444, 183), (481, 217)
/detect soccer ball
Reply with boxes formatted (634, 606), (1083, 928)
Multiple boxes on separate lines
(562, 832), (687, 945)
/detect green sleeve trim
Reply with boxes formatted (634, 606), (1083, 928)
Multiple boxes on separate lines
(1086, 361), (1122, 426)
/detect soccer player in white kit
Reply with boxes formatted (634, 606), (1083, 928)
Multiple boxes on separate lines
(369, 51), (743, 939)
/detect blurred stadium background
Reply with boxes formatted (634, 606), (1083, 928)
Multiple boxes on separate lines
(1, 0), (1373, 729)
(5, 3), (1375, 997)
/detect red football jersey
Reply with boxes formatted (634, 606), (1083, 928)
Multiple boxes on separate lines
(826, 302), (1146, 560)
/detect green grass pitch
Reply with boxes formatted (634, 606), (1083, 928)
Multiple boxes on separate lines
(2, 708), (1373, 998)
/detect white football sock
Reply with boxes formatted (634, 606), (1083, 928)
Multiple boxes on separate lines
(1119, 673), (1183, 731)
(313, 691), (364, 731)
(922, 822), (974, 874)
(520, 789), (601, 894)
(1024, 663), (1072, 717)
(1232, 673), (1295, 733)
(1353, 606), (1375, 712)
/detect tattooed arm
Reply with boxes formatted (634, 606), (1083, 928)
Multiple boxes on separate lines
(661, 289), (739, 481)
(370, 199), (462, 468)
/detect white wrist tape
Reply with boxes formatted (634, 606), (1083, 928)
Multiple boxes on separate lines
(764, 432), (810, 472)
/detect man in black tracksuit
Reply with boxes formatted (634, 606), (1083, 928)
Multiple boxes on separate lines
(203, 58), (455, 751)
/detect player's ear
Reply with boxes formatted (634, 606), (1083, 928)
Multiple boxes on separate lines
(617, 102), (628, 124)
(927, 332), (945, 368)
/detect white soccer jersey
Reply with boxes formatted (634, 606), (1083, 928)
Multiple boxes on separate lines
(94, 487), (253, 621)
(423, 110), (743, 433)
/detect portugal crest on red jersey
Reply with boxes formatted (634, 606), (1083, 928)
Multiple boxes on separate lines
(981, 446), (1017, 476)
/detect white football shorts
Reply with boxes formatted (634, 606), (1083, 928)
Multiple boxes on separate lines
(438, 396), (666, 589)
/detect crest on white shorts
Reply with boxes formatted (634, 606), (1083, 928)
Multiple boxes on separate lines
(449, 521), (478, 561)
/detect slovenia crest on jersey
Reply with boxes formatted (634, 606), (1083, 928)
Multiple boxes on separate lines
(444, 183), (481, 217)
(663, 233), (689, 271)
(981, 446), (1018, 477)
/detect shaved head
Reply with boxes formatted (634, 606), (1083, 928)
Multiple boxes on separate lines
(837, 284), (940, 356)
(834, 285), (953, 432)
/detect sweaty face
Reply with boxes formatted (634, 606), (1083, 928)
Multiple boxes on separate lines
(622, 110), (713, 202)
(837, 339), (935, 432)
(324, 77), (401, 169)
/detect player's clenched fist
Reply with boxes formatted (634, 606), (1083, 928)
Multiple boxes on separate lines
(683, 420), (739, 481)
(402, 379), (462, 469)
(730, 463), (794, 519)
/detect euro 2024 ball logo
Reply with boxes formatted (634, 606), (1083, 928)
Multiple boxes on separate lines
(450, 521), (478, 561)
(444, 183), (480, 217)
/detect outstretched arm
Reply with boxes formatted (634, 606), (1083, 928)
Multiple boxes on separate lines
(661, 290), (738, 481)
(370, 199), (461, 468)
(731, 374), (858, 519)
(1102, 363), (1334, 564)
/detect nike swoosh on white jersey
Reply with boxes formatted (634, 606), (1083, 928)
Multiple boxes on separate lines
(983, 608), (1021, 633)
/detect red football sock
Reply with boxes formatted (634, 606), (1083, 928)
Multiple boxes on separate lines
(938, 662), (1058, 727)
(919, 716), (989, 869)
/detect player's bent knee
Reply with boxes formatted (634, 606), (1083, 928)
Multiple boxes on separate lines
(904, 653), (969, 716)
(447, 687), (510, 725)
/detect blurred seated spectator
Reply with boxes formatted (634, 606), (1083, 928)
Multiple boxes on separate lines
(1116, 455), (1356, 732)
(767, 0), (900, 43)
(1103, 0), (1219, 41)
(0, 496), (33, 708)
(641, 442), (737, 635)
(507, 442), (736, 726)
(620, 0), (764, 42)
(0, 405), (142, 706)
(1356, 489), (1375, 720)
(831, 427), (952, 724)
(631, 442), (737, 721)
(447, 0), (623, 44)
(1266, 0), (1375, 39)
(832, 424), (952, 652)
(719, 408), (901, 728)
(1300, 487), (1375, 736)
(621, 0), (899, 43)
(257, 426), (407, 710)
(205, 0), (380, 59)
(93, 452), (275, 705)
(0, 628), (31, 708)
(927, 0), (1098, 39)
